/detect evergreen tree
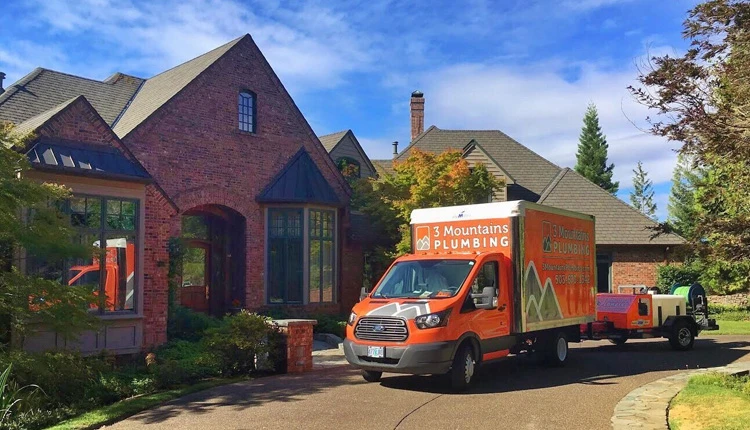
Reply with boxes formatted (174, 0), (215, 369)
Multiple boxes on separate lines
(575, 103), (619, 194)
(667, 153), (700, 239)
(630, 161), (657, 219)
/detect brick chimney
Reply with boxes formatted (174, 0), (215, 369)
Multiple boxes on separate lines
(410, 90), (424, 142)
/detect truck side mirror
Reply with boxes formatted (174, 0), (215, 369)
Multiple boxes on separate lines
(359, 287), (368, 301)
(471, 287), (497, 310)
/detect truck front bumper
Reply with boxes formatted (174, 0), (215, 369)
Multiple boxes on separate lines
(343, 338), (455, 375)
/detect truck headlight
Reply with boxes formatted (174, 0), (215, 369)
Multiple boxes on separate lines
(415, 309), (451, 329)
(347, 312), (357, 326)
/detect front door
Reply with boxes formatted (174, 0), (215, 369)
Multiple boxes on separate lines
(181, 242), (210, 313)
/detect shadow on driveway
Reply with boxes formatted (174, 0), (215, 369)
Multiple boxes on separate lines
(125, 367), (363, 425)
(379, 337), (750, 394)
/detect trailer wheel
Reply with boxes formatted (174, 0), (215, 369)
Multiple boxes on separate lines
(450, 344), (476, 391)
(544, 332), (568, 366)
(669, 320), (695, 351)
(609, 337), (628, 346)
(361, 370), (382, 382)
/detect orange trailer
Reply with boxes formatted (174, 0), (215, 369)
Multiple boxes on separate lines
(344, 201), (596, 389)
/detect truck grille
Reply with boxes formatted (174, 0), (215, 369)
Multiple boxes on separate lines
(355, 317), (408, 342)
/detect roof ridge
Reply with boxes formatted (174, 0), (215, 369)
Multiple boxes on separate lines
(394, 125), (438, 160)
(0, 67), (44, 107)
(145, 35), (245, 80)
(110, 78), (145, 127)
(565, 168), (683, 238)
(317, 129), (349, 139)
(537, 167), (570, 203)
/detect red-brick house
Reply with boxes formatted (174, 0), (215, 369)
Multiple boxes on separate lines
(373, 91), (684, 292)
(0, 35), (363, 354)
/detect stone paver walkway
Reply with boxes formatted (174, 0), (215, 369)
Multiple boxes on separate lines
(611, 361), (750, 429)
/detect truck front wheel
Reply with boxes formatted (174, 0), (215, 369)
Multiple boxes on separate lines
(544, 332), (569, 366)
(450, 344), (476, 391)
(669, 320), (695, 351)
(361, 370), (382, 382)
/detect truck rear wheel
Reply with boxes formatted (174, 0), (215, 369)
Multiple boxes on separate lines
(609, 337), (628, 346)
(544, 332), (568, 366)
(669, 320), (695, 351)
(361, 370), (382, 382)
(450, 344), (476, 391)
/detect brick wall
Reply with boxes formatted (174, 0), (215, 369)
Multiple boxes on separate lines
(601, 246), (672, 289)
(121, 36), (362, 317)
(142, 185), (177, 347)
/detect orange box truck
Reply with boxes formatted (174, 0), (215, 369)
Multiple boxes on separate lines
(344, 201), (596, 389)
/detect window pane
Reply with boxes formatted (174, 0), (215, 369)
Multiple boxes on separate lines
(86, 198), (101, 228)
(182, 215), (209, 240)
(287, 238), (303, 303)
(322, 240), (334, 302)
(71, 197), (86, 227)
(183, 247), (207, 287)
(267, 209), (303, 304)
(69, 234), (102, 310)
(102, 235), (136, 312)
(268, 238), (285, 303)
(309, 239), (321, 303)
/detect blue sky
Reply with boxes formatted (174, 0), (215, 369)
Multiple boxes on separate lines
(1, 0), (699, 219)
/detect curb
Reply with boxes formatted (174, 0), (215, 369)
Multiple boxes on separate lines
(611, 361), (750, 430)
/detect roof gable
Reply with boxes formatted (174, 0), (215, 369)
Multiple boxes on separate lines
(112, 36), (244, 138)
(318, 130), (348, 151)
(257, 148), (341, 206)
(0, 68), (143, 126)
(397, 126), (560, 200)
(462, 139), (516, 184)
(538, 168), (684, 245)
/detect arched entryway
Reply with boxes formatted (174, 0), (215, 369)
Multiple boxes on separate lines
(180, 205), (245, 316)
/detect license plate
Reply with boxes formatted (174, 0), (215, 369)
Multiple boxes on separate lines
(367, 346), (384, 358)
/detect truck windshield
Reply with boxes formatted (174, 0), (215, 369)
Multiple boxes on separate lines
(372, 259), (475, 299)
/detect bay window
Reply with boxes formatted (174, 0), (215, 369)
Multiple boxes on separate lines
(266, 207), (337, 305)
(28, 195), (139, 313)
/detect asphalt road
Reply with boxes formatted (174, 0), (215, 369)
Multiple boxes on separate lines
(109, 336), (750, 430)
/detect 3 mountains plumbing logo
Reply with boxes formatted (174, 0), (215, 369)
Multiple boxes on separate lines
(415, 226), (430, 251)
(542, 221), (552, 253)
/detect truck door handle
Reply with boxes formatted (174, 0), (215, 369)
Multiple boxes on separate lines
(498, 304), (507, 311)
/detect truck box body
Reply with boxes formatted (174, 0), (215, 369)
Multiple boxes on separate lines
(410, 200), (596, 334)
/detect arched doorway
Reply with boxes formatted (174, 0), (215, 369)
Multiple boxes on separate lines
(180, 205), (245, 316)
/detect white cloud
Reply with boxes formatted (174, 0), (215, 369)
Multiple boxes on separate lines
(5, 0), (374, 95)
(416, 58), (680, 194)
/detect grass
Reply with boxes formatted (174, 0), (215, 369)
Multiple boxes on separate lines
(712, 320), (750, 335)
(669, 372), (750, 430)
(45, 377), (247, 430)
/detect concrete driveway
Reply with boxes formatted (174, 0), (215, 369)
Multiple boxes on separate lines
(109, 336), (750, 430)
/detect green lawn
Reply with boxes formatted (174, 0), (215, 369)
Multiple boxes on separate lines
(669, 373), (750, 430)
(46, 377), (246, 430)
(711, 320), (750, 335)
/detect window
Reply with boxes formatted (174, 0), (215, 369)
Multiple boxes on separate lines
(267, 209), (303, 303)
(238, 91), (256, 132)
(335, 157), (361, 179)
(27, 196), (139, 313)
(309, 210), (335, 303)
(372, 260), (474, 299)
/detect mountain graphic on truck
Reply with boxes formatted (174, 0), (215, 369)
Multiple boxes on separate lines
(524, 261), (563, 322)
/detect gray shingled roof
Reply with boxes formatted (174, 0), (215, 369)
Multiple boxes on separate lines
(318, 130), (348, 152)
(397, 126), (561, 201)
(112, 36), (244, 138)
(14, 96), (81, 136)
(371, 159), (394, 176)
(0, 69), (143, 126)
(538, 168), (684, 245)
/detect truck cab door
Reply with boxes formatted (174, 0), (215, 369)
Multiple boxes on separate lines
(464, 256), (511, 359)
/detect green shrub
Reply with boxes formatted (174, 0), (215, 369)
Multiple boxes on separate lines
(167, 306), (221, 341)
(656, 262), (702, 291)
(311, 313), (347, 338)
(708, 303), (750, 321)
(203, 311), (280, 376)
(151, 340), (222, 388)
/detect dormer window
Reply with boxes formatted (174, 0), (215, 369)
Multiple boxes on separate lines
(238, 91), (256, 132)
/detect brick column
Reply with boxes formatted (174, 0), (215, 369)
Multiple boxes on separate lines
(274, 319), (317, 373)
